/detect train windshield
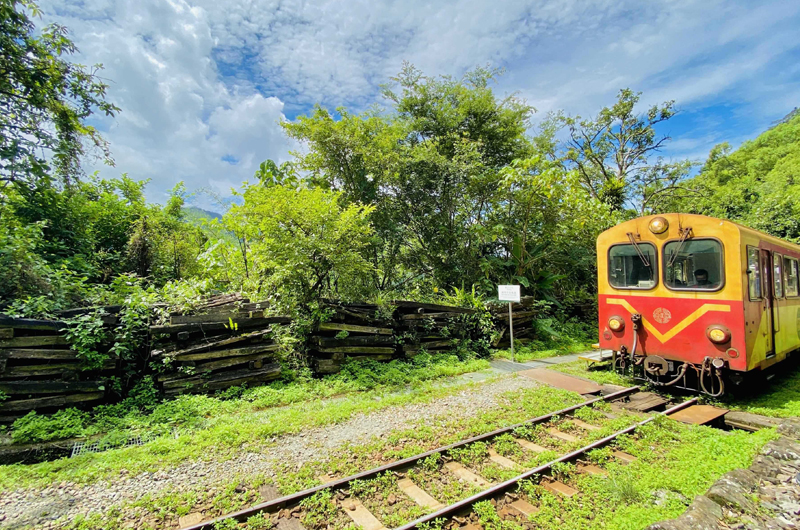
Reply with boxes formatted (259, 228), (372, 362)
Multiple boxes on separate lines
(664, 239), (723, 290)
(608, 243), (657, 289)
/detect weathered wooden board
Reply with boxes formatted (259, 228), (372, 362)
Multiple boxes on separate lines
(401, 312), (465, 321)
(166, 353), (272, 377)
(0, 380), (106, 395)
(314, 359), (341, 374)
(0, 329), (12, 339)
(340, 354), (393, 362)
(161, 363), (281, 390)
(163, 369), (282, 396)
(341, 498), (386, 530)
(0, 360), (115, 378)
(402, 340), (452, 351)
(393, 301), (476, 314)
(0, 336), (69, 348)
(152, 329), (271, 357)
(149, 316), (290, 334)
(0, 315), (66, 331)
(169, 311), (265, 325)
(317, 346), (395, 355)
(0, 392), (105, 412)
(55, 305), (122, 318)
(312, 335), (394, 348)
(723, 410), (780, 432)
(174, 343), (279, 362)
(317, 322), (393, 335)
(0, 349), (80, 360)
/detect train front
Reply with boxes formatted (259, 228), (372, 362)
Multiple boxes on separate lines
(597, 214), (746, 396)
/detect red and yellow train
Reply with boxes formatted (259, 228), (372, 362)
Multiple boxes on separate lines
(597, 213), (800, 395)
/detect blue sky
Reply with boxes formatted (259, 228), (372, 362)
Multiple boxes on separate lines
(40, 0), (800, 209)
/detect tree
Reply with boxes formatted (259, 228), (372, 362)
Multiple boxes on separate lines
(485, 157), (619, 301)
(561, 88), (693, 214)
(0, 0), (118, 188)
(201, 185), (375, 308)
(670, 110), (800, 241)
(283, 64), (534, 290)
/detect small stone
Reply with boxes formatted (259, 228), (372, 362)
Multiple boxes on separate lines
(387, 494), (397, 505)
(348, 503), (356, 511)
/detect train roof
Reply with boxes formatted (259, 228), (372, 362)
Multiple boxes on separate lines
(598, 213), (800, 253)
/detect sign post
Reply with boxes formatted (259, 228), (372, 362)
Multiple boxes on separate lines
(498, 285), (521, 363)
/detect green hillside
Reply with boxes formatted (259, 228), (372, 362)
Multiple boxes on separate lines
(677, 109), (800, 241)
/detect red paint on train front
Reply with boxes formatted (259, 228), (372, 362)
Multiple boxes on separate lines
(598, 294), (747, 371)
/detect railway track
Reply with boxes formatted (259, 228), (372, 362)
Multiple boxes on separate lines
(182, 387), (703, 530)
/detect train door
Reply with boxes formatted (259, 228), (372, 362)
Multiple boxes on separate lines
(761, 249), (776, 358)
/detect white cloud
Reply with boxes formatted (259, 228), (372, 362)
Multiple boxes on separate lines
(41, 0), (295, 207)
(38, 0), (800, 207)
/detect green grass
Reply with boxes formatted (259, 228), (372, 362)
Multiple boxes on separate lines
(50, 381), (780, 530)
(55, 385), (586, 530)
(6, 354), (490, 446)
(493, 319), (596, 363)
(0, 356), (491, 491)
(716, 360), (800, 418)
(493, 342), (593, 362)
(548, 360), (633, 386)
(516, 416), (778, 530)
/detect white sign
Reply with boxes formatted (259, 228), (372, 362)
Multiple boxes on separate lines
(498, 285), (521, 303)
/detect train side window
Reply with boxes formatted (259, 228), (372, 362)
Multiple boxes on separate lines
(774, 253), (784, 298)
(608, 243), (657, 289)
(747, 247), (761, 299)
(785, 257), (799, 297)
(664, 239), (723, 290)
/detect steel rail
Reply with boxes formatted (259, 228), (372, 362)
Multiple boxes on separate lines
(183, 385), (640, 530)
(394, 397), (699, 530)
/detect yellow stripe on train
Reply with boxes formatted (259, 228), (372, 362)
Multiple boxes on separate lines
(607, 298), (730, 343)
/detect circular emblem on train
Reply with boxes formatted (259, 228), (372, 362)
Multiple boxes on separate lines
(653, 307), (672, 324)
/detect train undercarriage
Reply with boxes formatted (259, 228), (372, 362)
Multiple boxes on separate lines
(612, 346), (731, 396)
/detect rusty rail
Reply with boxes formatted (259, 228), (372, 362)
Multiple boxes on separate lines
(394, 397), (698, 530)
(182, 385), (641, 530)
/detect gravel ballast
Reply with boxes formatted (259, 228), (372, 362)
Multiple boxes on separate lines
(0, 375), (540, 529)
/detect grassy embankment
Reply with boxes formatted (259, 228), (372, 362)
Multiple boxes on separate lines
(64, 384), (777, 530)
(0, 355), (490, 491)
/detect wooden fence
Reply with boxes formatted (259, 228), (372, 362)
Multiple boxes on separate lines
(0, 314), (114, 423)
(150, 296), (287, 397)
(0, 295), (546, 420)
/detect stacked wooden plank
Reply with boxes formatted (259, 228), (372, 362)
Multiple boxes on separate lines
(150, 297), (288, 396)
(309, 301), (481, 374)
(310, 302), (396, 374)
(395, 301), (478, 356)
(0, 315), (114, 422)
(490, 297), (537, 348)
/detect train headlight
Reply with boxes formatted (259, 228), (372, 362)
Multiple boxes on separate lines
(706, 325), (731, 344)
(608, 316), (625, 331)
(648, 216), (669, 234)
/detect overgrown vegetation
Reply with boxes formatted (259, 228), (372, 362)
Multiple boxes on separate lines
(0, 355), (492, 489)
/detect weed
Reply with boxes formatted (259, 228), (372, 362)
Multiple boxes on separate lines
(420, 453), (441, 472)
(245, 513), (274, 530)
(449, 441), (488, 467)
(550, 461), (575, 481)
(604, 476), (642, 504)
(300, 490), (339, 529)
(493, 433), (524, 458)
(213, 519), (239, 530)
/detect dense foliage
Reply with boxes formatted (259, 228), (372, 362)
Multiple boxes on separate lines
(0, 0), (118, 187)
(2, 3), (798, 415)
(669, 110), (800, 241)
